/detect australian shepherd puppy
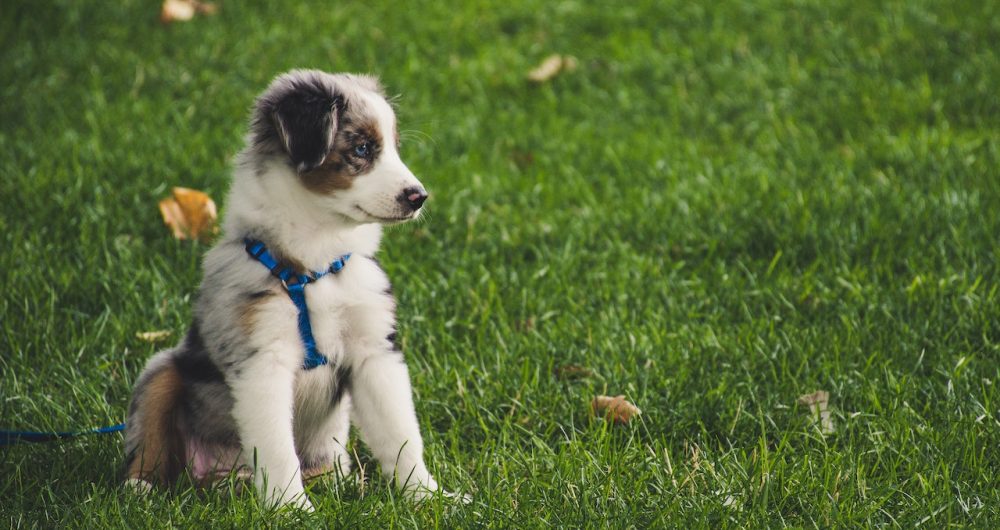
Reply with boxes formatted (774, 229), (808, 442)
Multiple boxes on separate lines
(124, 70), (462, 510)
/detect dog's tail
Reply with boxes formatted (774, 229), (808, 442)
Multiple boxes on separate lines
(123, 352), (186, 488)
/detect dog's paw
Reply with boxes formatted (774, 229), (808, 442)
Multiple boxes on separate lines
(291, 497), (316, 513)
(262, 483), (315, 513)
(123, 478), (153, 495)
(441, 489), (473, 504)
(273, 494), (315, 513)
(402, 482), (471, 504)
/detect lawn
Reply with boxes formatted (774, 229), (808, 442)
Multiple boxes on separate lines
(2, 0), (999, 527)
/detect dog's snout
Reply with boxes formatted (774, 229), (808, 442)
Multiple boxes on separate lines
(400, 186), (428, 211)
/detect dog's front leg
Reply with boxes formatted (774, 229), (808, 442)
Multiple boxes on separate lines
(230, 355), (312, 511)
(351, 353), (446, 499)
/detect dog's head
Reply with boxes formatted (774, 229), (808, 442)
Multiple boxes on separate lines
(250, 70), (426, 224)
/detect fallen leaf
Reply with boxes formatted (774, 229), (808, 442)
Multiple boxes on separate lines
(158, 187), (218, 241)
(591, 395), (641, 424)
(722, 493), (741, 510)
(527, 54), (578, 83)
(797, 390), (835, 434)
(136, 330), (172, 342)
(554, 364), (594, 379)
(161, 0), (195, 22)
(509, 149), (535, 169)
(161, 0), (217, 24)
(193, 1), (218, 15)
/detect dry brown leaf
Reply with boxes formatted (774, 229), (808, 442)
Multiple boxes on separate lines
(527, 54), (578, 83)
(136, 330), (172, 342)
(194, 1), (218, 15)
(158, 187), (218, 241)
(797, 390), (835, 434)
(554, 364), (594, 379)
(591, 394), (641, 424)
(161, 0), (217, 24)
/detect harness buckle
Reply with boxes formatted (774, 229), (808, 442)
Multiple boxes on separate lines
(281, 275), (308, 292)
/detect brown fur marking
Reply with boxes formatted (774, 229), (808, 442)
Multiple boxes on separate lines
(302, 463), (341, 482)
(298, 108), (383, 195)
(238, 290), (277, 332)
(125, 364), (186, 486)
(300, 161), (355, 193)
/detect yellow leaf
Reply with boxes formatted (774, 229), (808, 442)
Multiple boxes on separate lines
(797, 390), (835, 434)
(158, 187), (218, 241)
(136, 330), (172, 342)
(161, 0), (217, 24)
(591, 394), (641, 424)
(527, 54), (578, 83)
(161, 0), (195, 22)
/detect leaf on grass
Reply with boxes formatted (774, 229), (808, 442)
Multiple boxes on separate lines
(193, 1), (217, 15)
(797, 390), (835, 434)
(527, 54), (578, 83)
(136, 330), (172, 342)
(161, 0), (217, 24)
(591, 395), (641, 424)
(554, 364), (594, 379)
(158, 187), (218, 241)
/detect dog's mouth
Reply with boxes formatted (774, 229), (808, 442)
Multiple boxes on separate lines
(354, 205), (416, 224)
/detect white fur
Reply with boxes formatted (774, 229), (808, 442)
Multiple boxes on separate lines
(209, 75), (460, 508)
(125, 72), (463, 509)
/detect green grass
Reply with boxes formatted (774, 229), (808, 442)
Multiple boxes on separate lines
(2, 0), (1000, 526)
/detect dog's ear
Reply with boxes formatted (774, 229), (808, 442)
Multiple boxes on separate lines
(272, 92), (344, 172)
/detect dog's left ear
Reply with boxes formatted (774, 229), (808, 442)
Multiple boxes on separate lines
(272, 92), (344, 172)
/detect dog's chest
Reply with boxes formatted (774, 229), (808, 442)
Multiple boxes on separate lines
(302, 259), (395, 365)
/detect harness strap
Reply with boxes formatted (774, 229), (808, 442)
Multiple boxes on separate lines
(243, 238), (351, 370)
(286, 282), (327, 369)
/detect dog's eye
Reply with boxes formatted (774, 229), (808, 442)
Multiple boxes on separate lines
(353, 143), (370, 158)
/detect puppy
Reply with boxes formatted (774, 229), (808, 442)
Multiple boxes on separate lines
(124, 70), (460, 510)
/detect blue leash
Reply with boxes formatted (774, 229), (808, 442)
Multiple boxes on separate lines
(243, 238), (351, 370)
(3, 239), (348, 445)
(1, 423), (125, 446)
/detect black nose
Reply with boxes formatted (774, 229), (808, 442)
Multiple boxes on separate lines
(400, 186), (428, 211)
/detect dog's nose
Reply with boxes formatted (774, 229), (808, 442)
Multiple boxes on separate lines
(400, 186), (428, 211)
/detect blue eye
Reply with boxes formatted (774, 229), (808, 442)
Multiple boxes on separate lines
(353, 143), (370, 158)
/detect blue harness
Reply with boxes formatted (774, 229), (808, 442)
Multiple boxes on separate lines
(0, 240), (350, 445)
(243, 238), (351, 370)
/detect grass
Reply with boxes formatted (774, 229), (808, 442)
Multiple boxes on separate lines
(2, 0), (999, 526)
